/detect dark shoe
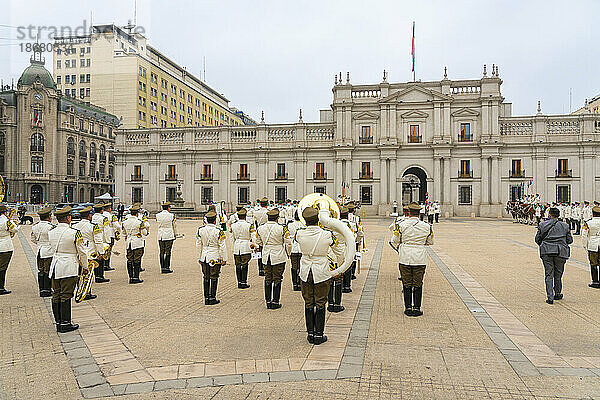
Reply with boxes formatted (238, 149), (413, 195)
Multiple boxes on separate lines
(351, 275), (357, 280)
(589, 283), (600, 288)
(305, 307), (315, 344)
(84, 293), (97, 300)
(104, 266), (115, 271)
(159, 254), (165, 271)
(95, 277), (109, 283)
(40, 290), (52, 297)
(161, 269), (173, 274)
(140, 267), (145, 272)
(259, 271), (265, 276)
(554, 293), (563, 300)
(271, 282), (282, 309)
(403, 286), (413, 315)
(313, 307), (328, 345)
(58, 301), (79, 333)
(341, 287), (352, 293)
(51, 301), (61, 331)
(404, 309), (414, 316)
(546, 299), (554, 304)
(398, 277), (402, 281)
(129, 278), (143, 284)
(133, 261), (143, 282)
(0, 288), (11, 295)
(204, 278), (210, 305)
(239, 283), (250, 289)
(411, 308), (423, 317)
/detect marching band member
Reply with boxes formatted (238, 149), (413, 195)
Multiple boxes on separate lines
(122, 204), (149, 284)
(31, 206), (54, 297)
(91, 203), (110, 283)
(48, 206), (88, 333)
(583, 201), (593, 223)
(71, 206), (103, 300)
(328, 206), (353, 313)
(286, 211), (304, 291)
(196, 210), (228, 305)
(434, 201), (441, 223)
(582, 205), (600, 289)
(253, 197), (270, 276)
(391, 202), (434, 317)
(572, 202), (582, 235)
(346, 203), (363, 287)
(230, 208), (255, 289)
(156, 202), (176, 274)
(102, 203), (120, 271)
(227, 205), (243, 231)
(388, 205), (409, 232)
(0, 204), (18, 295)
(256, 208), (290, 309)
(295, 207), (339, 345)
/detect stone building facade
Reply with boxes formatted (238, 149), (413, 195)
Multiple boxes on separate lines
(0, 51), (119, 203)
(115, 66), (600, 216)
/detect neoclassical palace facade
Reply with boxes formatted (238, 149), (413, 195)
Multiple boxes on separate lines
(115, 66), (600, 216)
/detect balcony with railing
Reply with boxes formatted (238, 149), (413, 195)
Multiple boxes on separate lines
(555, 169), (572, 178)
(407, 135), (422, 144)
(509, 169), (525, 178)
(274, 172), (288, 180)
(236, 173), (250, 181)
(165, 173), (178, 181)
(359, 136), (373, 144)
(359, 171), (373, 180)
(458, 170), (473, 179)
(313, 172), (327, 181)
(200, 173), (213, 181)
(131, 174), (144, 181)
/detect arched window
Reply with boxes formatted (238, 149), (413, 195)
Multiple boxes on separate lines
(89, 142), (97, 160)
(67, 137), (75, 156)
(31, 156), (43, 173)
(30, 132), (44, 152)
(108, 165), (114, 179)
(99, 144), (106, 161)
(79, 140), (86, 159)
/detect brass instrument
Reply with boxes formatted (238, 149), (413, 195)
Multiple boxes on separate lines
(298, 193), (356, 277)
(75, 258), (98, 303)
(0, 175), (4, 202)
(208, 258), (223, 266)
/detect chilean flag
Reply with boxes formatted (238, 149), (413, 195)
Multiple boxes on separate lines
(411, 21), (415, 72)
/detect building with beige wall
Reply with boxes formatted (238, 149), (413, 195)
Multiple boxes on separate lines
(573, 94), (600, 115)
(115, 65), (600, 216)
(0, 50), (118, 203)
(53, 24), (251, 130)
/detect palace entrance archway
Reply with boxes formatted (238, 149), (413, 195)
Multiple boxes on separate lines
(402, 167), (428, 204)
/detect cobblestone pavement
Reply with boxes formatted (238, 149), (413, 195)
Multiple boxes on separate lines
(1, 217), (600, 399)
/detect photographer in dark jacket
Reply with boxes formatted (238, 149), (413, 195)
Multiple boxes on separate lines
(535, 207), (572, 304)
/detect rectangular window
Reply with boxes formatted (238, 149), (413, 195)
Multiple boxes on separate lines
(360, 126), (372, 144)
(239, 163), (248, 180)
(315, 162), (325, 180)
(459, 186), (472, 205)
(361, 162), (371, 179)
(557, 185), (571, 203)
(275, 186), (287, 203)
(314, 186), (326, 194)
(56, 60), (61, 69)
(238, 186), (249, 204)
(202, 164), (212, 180)
(80, 88), (84, 98)
(510, 185), (523, 202)
(132, 187), (143, 204)
(361, 186), (372, 205)
(66, 159), (74, 176)
(65, 75), (70, 83)
(459, 123), (472, 141)
(201, 187), (213, 205)
(166, 187), (176, 202)
(276, 163), (286, 179)
(557, 159), (570, 177)
(511, 159), (522, 177)
(85, 88), (90, 97)
(56, 76), (61, 84)
(460, 160), (471, 178)
(133, 165), (142, 180)
(167, 164), (176, 180)
(409, 125), (421, 143)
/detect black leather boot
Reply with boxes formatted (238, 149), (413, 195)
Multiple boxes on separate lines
(333, 281), (345, 312)
(240, 265), (250, 289)
(38, 272), (45, 296)
(58, 300), (79, 333)
(51, 301), (61, 332)
(313, 307), (328, 345)
(209, 279), (220, 305)
(342, 269), (352, 293)
(412, 286), (423, 317)
(104, 254), (114, 271)
(127, 260), (134, 282)
(130, 261), (143, 284)
(43, 273), (53, 297)
(327, 283), (335, 312)
(164, 254), (173, 273)
(351, 261), (357, 280)
(403, 286), (413, 316)
(236, 264), (243, 288)
(271, 282), (282, 309)
(0, 269), (10, 295)
(264, 280), (272, 309)
(294, 269), (302, 291)
(203, 278), (211, 305)
(258, 260), (265, 276)
(305, 306), (315, 344)
(589, 266), (600, 288)
(95, 260), (109, 283)
(159, 252), (165, 271)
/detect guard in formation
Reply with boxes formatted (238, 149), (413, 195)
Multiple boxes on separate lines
(230, 208), (253, 289)
(196, 210), (228, 305)
(122, 204), (149, 284)
(253, 197), (269, 276)
(102, 203), (121, 271)
(31, 206), (54, 297)
(286, 211), (303, 291)
(582, 206), (600, 288)
(91, 203), (110, 283)
(0, 204), (18, 295)
(71, 206), (103, 300)
(156, 202), (176, 274)
(390, 202), (434, 317)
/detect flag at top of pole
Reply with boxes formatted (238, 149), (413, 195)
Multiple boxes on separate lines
(411, 21), (415, 81)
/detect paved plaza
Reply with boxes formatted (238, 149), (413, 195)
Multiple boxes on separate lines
(2, 217), (600, 399)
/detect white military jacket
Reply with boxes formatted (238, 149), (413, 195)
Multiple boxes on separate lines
(227, 213), (239, 231)
(256, 221), (290, 265)
(582, 217), (600, 251)
(286, 220), (304, 254)
(91, 212), (110, 244)
(0, 214), (18, 252)
(196, 223), (228, 264)
(295, 225), (337, 284)
(48, 223), (88, 279)
(388, 215), (406, 232)
(103, 211), (120, 239)
(72, 218), (104, 258)
(332, 219), (356, 265)
(583, 206), (593, 222)
(390, 216), (434, 266)
(253, 207), (269, 228)
(230, 219), (255, 255)
(572, 205), (582, 221)
(156, 210), (177, 241)
(31, 220), (54, 258)
(122, 215), (149, 250)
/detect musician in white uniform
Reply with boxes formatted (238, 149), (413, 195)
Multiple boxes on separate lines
(196, 211), (228, 305)
(390, 202), (434, 317)
(286, 211), (304, 291)
(328, 207), (353, 313)
(156, 202), (177, 274)
(31, 206), (54, 297)
(256, 208), (290, 309)
(253, 197), (270, 276)
(230, 208), (255, 289)
(122, 204), (149, 284)
(48, 206), (88, 333)
(71, 206), (103, 300)
(227, 205), (243, 231)
(583, 201), (593, 223)
(0, 204), (18, 295)
(572, 202), (582, 235)
(91, 203), (110, 283)
(102, 203), (120, 271)
(434, 201), (441, 223)
(582, 206), (600, 288)
(345, 203), (363, 288)
(295, 207), (339, 345)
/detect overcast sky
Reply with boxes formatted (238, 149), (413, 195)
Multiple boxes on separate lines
(2, 0), (598, 122)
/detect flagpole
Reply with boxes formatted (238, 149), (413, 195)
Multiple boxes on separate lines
(411, 21), (416, 82)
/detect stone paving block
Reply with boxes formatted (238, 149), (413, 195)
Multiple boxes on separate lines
(269, 370), (306, 382)
(336, 364), (362, 379)
(242, 372), (270, 384)
(304, 369), (338, 380)
(69, 357), (96, 368)
(73, 363), (100, 376)
(111, 384), (127, 395)
(554, 367), (597, 377)
(63, 340), (88, 351)
(154, 378), (187, 391)
(186, 377), (214, 388)
(205, 361), (236, 376)
(499, 349), (529, 363)
(59, 332), (81, 343)
(340, 355), (364, 365)
(124, 381), (155, 394)
(509, 361), (540, 376)
(343, 346), (364, 357)
(179, 362), (206, 378)
(80, 383), (113, 399)
(66, 347), (93, 360)
(538, 367), (561, 376)
(76, 372), (106, 388)
(213, 374), (242, 386)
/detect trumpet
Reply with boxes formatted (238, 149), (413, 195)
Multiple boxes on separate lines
(74, 259), (98, 303)
(298, 193), (356, 277)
